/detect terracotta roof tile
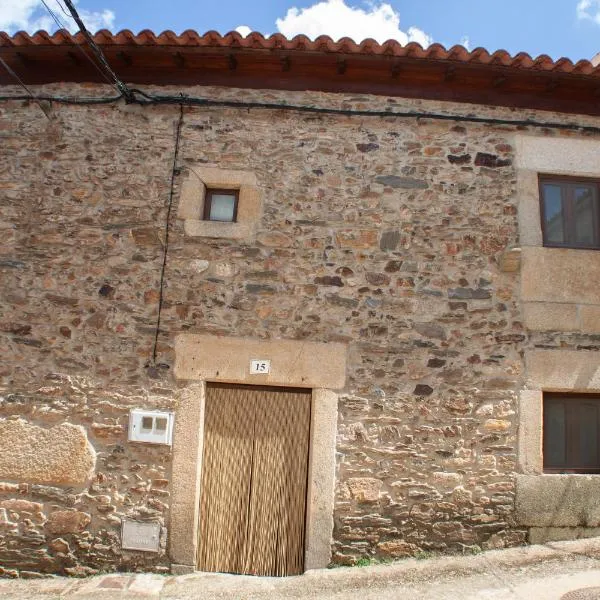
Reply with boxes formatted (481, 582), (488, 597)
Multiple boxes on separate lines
(2, 29), (600, 78)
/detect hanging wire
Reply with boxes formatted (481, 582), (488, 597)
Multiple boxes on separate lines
(0, 57), (52, 119)
(1, 87), (600, 135)
(53, 0), (74, 19)
(39, 0), (69, 30)
(38, 0), (116, 88)
(150, 103), (185, 369)
(60, 0), (135, 102)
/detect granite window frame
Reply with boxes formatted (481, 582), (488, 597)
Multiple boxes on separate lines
(517, 353), (600, 539)
(177, 166), (262, 240)
(516, 135), (600, 334)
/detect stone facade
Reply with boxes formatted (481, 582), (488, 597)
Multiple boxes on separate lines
(2, 81), (600, 575)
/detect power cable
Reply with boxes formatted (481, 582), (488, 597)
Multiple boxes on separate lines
(150, 103), (184, 370)
(0, 92), (123, 104)
(39, 0), (68, 31)
(0, 58), (52, 119)
(131, 92), (600, 134)
(38, 0), (115, 88)
(60, 0), (135, 102)
(1, 89), (600, 134)
(53, 0), (74, 19)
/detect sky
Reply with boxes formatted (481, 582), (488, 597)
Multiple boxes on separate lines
(2, 0), (600, 62)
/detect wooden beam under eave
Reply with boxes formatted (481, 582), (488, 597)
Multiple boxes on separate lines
(15, 52), (34, 67)
(117, 51), (133, 67)
(444, 65), (456, 82)
(173, 52), (185, 68)
(67, 51), (81, 66)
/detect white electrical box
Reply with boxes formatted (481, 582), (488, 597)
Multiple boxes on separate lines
(128, 409), (174, 445)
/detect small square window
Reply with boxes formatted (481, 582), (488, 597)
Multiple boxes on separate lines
(539, 177), (600, 249)
(543, 393), (600, 473)
(203, 189), (239, 222)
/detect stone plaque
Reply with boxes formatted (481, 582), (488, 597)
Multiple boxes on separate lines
(121, 519), (160, 552)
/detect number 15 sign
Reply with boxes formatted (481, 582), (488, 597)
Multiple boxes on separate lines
(250, 359), (271, 374)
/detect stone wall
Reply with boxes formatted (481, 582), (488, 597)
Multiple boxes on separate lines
(0, 94), (176, 576)
(2, 82), (600, 574)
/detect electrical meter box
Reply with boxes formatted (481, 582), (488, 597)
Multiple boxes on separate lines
(121, 519), (161, 552)
(128, 409), (174, 445)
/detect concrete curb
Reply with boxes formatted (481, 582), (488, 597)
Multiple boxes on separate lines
(296, 537), (600, 591)
(1, 538), (600, 599)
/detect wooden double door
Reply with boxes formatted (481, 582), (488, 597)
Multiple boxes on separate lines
(197, 383), (312, 577)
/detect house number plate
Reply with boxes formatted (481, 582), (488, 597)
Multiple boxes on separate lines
(250, 359), (271, 374)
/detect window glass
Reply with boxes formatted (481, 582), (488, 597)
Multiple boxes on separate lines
(579, 402), (599, 468)
(573, 186), (596, 245)
(209, 193), (237, 222)
(544, 394), (600, 473)
(542, 183), (564, 243)
(544, 399), (566, 468)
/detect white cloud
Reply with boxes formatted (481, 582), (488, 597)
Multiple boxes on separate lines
(274, 0), (432, 45)
(74, 7), (114, 32)
(0, 0), (115, 34)
(0, 0), (38, 31)
(577, 0), (600, 24)
(460, 35), (471, 50)
(235, 25), (252, 37)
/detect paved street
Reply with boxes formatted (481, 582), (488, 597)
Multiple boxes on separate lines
(2, 538), (600, 599)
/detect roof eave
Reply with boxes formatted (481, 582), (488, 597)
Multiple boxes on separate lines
(2, 30), (600, 117)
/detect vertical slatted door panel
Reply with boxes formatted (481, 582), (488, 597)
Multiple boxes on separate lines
(244, 388), (311, 576)
(198, 384), (311, 577)
(197, 384), (257, 574)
